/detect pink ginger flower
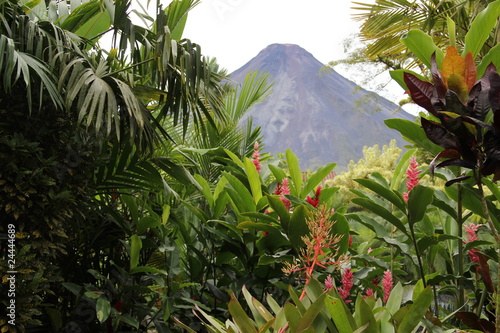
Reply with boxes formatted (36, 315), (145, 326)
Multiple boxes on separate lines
(364, 288), (374, 298)
(382, 270), (393, 303)
(464, 223), (483, 264)
(252, 141), (261, 173)
(338, 268), (354, 302)
(306, 186), (322, 207)
(274, 178), (291, 210)
(324, 274), (334, 292)
(348, 235), (353, 248)
(403, 157), (420, 201)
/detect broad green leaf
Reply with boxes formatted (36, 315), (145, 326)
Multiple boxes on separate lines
(390, 69), (429, 92)
(223, 149), (245, 168)
(354, 295), (379, 333)
(129, 234), (142, 270)
(351, 198), (409, 236)
(463, 0), (500, 58)
(325, 296), (355, 333)
(286, 149), (302, 197)
(195, 304), (226, 331)
(348, 213), (390, 238)
(385, 282), (404, 319)
(477, 43), (500, 78)
(269, 164), (287, 181)
(137, 216), (161, 235)
(228, 291), (258, 333)
(391, 149), (417, 191)
(288, 285), (307, 314)
(398, 287), (433, 333)
(96, 297), (111, 323)
(400, 30), (444, 69)
(332, 213), (350, 256)
(284, 302), (301, 332)
(355, 178), (406, 213)
(194, 174), (214, 209)
(223, 172), (256, 213)
(288, 205), (310, 249)
(295, 293), (327, 332)
(267, 194), (291, 231)
(407, 185), (434, 225)
(301, 162), (336, 198)
(244, 157), (263, 204)
(242, 285), (266, 327)
(447, 17), (456, 48)
(385, 119), (442, 156)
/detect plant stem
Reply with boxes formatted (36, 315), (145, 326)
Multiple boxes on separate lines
(475, 175), (500, 333)
(457, 182), (465, 309)
(408, 220), (427, 288)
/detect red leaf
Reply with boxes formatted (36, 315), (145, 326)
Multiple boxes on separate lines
(404, 72), (436, 115)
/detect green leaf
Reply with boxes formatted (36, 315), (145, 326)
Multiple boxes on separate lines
(62, 283), (83, 296)
(477, 43), (500, 78)
(269, 164), (287, 181)
(390, 69), (429, 92)
(223, 172), (256, 213)
(295, 293), (327, 332)
(385, 119), (442, 156)
(284, 302), (301, 332)
(137, 216), (161, 234)
(96, 297), (111, 323)
(463, 0), (500, 58)
(267, 194), (291, 231)
(351, 198), (409, 236)
(355, 178), (406, 213)
(354, 295), (379, 333)
(129, 234), (142, 270)
(325, 296), (355, 333)
(391, 149), (417, 191)
(408, 185), (434, 225)
(301, 163), (336, 198)
(228, 291), (258, 333)
(332, 213), (350, 256)
(244, 157), (263, 204)
(286, 149), (302, 197)
(288, 205), (310, 249)
(447, 17), (456, 48)
(400, 30), (444, 69)
(385, 282), (404, 317)
(194, 174), (214, 210)
(398, 286), (433, 333)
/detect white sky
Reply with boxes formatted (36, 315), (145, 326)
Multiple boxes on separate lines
(183, 0), (362, 72)
(180, 0), (419, 114)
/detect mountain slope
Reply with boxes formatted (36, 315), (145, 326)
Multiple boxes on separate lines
(230, 43), (414, 170)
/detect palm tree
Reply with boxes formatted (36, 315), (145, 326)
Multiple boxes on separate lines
(351, 0), (496, 70)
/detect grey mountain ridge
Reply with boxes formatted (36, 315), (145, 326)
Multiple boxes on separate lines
(230, 43), (415, 170)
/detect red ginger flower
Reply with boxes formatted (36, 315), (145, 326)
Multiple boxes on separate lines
(306, 186), (322, 207)
(275, 178), (291, 210)
(382, 270), (393, 303)
(324, 274), (334, 292)
(403, 157), (420, 201)
(338, 268), (354, 302)
(464, 223), (483, 263)
(252, 141), (261, 173)
(364, 288), (374, 298)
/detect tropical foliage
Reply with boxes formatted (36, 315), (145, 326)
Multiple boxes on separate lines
(2, 0), (500, 332)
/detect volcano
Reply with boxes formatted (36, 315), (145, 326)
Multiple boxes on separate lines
(230, 43), (414, 170)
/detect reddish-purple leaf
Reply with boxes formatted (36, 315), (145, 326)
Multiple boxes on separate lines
(404, 72), (437, 115)
(421, 118), (460, 150)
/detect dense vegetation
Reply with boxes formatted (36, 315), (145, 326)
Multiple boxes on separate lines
(2, 0), (500, 332)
